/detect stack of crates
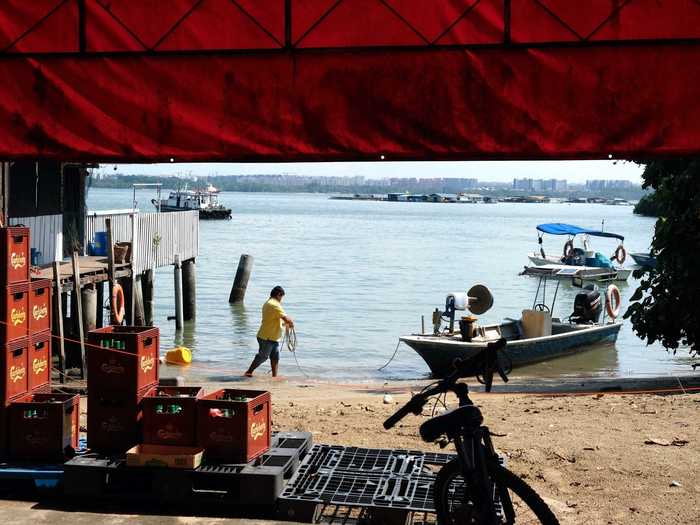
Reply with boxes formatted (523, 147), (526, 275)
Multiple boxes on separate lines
(86, 325), (160, 453)
(0, 226), (81, 460)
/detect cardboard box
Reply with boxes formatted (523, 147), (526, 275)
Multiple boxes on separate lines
(125, 444), (204, 469)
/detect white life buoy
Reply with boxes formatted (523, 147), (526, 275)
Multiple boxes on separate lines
(605, 284), (621, 319)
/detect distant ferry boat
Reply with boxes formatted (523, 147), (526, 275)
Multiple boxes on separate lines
(152, 188), (232, 220)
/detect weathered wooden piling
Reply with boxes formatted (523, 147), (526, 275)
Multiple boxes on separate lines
(142, 268), (155, 326)
(134, 274), (146, 326)
(229, 254), (253, 303)
(71, 252), (86, 379)
(52, 261), (66, 383)
(81, 286), (97, 333)
(120, 276), (133, 326)
(174, 254), (184, 331)
(182, 258), (196, 321)
(95, 281), (104, 328)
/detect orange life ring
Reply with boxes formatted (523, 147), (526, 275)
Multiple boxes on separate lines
(111, 283), (125, 324)
(563, 240), (575, 258)
(611, 245), (627, 265)
(605, 284), (621, 319)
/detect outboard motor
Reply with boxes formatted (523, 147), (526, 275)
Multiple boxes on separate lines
(570, 284), (602, 324)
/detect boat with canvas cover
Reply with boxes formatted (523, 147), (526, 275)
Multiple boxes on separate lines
(526, 223), (631, 281)
(399, 280), (623, 378)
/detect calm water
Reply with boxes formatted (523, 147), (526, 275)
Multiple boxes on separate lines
(87, 187), (694, 381)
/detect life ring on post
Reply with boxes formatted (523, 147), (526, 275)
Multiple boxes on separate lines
(111, 283), (126, 324)
(605, 284), (621, 319)
(611, 245), (627, 265)
(563, 239), (574, 259)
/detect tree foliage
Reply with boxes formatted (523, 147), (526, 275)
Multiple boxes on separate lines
(633, 192), (662, 217)
(624, 160), (700, 356)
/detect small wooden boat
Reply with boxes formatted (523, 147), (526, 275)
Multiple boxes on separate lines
(630, 252), (656, 269)
(399, 277), (623, 378)
(401, 320), (622, 377)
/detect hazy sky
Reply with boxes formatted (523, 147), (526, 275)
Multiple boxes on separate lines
(98, 160), (643, 183)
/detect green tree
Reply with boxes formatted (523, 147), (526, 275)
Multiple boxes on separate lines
(624, 160), (700, 356)
(633, 192), (662, 217)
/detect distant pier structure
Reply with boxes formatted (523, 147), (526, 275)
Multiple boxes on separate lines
(3, 160), (200, 380)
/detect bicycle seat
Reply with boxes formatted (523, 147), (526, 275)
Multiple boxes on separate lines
(419, 405), (484, 442)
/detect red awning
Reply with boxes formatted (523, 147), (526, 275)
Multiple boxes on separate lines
(1, 0), (699, 161)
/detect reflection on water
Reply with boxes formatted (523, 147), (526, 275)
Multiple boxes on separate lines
(517, 341), (620, 378)
(87, 188), (695, 381)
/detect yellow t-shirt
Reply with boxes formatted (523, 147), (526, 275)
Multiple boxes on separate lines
(257, 298), (286, 341)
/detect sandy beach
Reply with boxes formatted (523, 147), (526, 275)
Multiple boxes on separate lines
(202, 376), (700, 525)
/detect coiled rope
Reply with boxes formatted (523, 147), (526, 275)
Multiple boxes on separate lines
(281, 325), (308, 377)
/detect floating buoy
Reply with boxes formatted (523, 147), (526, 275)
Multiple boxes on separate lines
(165, 346), (192, 365)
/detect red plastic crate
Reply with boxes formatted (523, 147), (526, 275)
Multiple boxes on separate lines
(8, 393), (80, 460)
(87, 386), (150, 454)
(87, 325), (159, 393)
(1, 282), (29, 343)
(197, 389), (271, 463)
(28, 331), (51, 392)
(28, 279), (51, 334)
(142, 386), (204, 447)
(0, 227), (29, 285)
(1, 337), (29, 406)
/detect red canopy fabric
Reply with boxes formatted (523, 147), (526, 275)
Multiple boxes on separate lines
(1, 0), (699, 161)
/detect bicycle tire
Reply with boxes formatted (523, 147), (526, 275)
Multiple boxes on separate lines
(434, 458), (560, 524)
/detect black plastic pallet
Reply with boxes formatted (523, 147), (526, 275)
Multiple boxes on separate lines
(277, 445), (456, 524)
(63, 431), (312, 504)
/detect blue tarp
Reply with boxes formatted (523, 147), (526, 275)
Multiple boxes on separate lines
(536, 223), (624, 241)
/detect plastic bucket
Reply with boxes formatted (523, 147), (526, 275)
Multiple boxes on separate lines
(93, 231), (108, 256)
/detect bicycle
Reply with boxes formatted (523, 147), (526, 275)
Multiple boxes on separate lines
(383, 338), (560, 524)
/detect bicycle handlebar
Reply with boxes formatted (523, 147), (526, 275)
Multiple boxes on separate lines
(383, 338), (509, 428)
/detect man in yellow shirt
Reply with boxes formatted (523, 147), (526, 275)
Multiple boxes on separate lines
(245, 286), (294, 377)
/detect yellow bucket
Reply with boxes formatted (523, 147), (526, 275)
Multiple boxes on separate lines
(165, 346), (192, 365)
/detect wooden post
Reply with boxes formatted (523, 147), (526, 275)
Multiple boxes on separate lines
(95, 281), (104, 328)
(129, 210), (138, 325)
(81, 286), (97, 333)
(52, 261), (66, 384)
(106, 218), (116, 324)
(182, 258), (196, 321)
(142, 268), (155, 326)
(229, 254), (254, 303)
(174, 254), (184, 331)
(71, 252), (87, 379)
(133, 274), (146, 326)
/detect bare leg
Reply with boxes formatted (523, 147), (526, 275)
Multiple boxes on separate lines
(271, 358), (279, 377)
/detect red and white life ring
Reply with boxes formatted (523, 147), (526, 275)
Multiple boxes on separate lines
(611, 245), (627, 265)
(605, 284), (621, 319)
(111, 283), (126, 324)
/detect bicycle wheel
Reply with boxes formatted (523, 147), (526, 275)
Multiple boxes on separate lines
(434, 458), (559, 524)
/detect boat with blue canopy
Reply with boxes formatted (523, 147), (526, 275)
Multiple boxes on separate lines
(526, 223), (631, 282)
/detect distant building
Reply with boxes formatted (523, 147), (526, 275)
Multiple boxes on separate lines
(585, 179), (634, 192)
(512, 178), (567, 192)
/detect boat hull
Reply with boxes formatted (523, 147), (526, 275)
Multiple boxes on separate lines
(526, 255), (630, 281)
(401, 322), (622, 378)
(156, 204), (232, 219)
(630, 253), (656, 269)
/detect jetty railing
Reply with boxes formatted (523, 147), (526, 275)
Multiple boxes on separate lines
(85, 209), (199, 272)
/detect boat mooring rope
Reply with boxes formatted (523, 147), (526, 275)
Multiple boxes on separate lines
(378, 339), (403, 371)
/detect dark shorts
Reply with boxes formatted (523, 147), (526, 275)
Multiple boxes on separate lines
(256, 337), (280, 362)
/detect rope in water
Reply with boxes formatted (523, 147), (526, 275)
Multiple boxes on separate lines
(378, 339), (403, 371)
(281, 325), (309, 377)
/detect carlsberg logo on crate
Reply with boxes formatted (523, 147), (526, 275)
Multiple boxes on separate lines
(32, 304), (48, 320)
(11, 308), (26, 326)
(33, 357), (48, 375)
(10, 364), (26, 383)
(100, 359), (126, 375)
(10, 252), (26, 269)
(140, 355), (155, 372)
(251, 421), (266, 440)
